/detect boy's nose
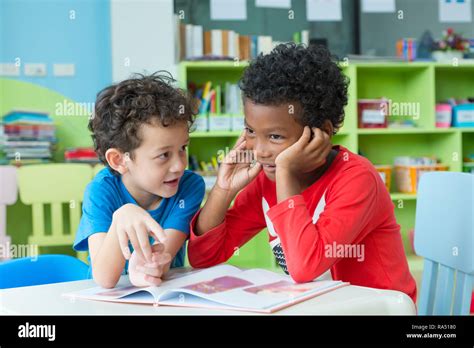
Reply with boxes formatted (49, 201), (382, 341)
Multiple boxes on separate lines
(254, 141), (271, 159)
(170, 157), (187, 173)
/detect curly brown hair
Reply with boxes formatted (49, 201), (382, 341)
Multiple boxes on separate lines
(89, 71), (197, 175)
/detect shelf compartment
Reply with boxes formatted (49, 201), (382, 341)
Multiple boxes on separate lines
(358, 131), (463, 181)
(356, 65), (435, 129)
(435, 65), (474, 102)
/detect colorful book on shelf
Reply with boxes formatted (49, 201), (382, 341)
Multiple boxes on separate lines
(292, 30), (309, 46)
(251, 35), (258, 59)
(198, 81), (213, 114)
(258, 36), (273, 55)
(239, 35), (251, 61)
(178, 20), (277, 61)
(211, 30), (222, 57)
(3, 110), (53, 125)
(4, 123), (55, 133)
(191, 81), (242, 116)
(209, 90), (217, 114)
(6, 158), (50, 165)
(1, 110), (56, 161)
(64, 147), (99, 163)
(3, 140), (52, 148)
(215, 85), (222, 115)
(62, 264), (348, 314)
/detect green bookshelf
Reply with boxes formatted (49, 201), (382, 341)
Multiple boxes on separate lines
(179, 61), (474, 274)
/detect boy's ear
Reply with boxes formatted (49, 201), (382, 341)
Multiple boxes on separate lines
(105, 148), (129, 175)
(321, 120), (334, 137)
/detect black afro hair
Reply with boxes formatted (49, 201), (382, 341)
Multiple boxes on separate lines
(239, 43), (349, 133)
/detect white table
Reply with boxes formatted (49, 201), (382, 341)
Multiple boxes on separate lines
(0, 275), (416, 315)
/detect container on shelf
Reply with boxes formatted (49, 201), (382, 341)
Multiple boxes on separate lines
(435, 103), (452, 128)
(194, 114), (209, 132)
(209, 113), (231, 131)
(431, 50), (464, 62)
(374, 165), (392, 192)
(394, 164), (449, 193)
(452, 103), (474, 127)
(231, 114), (245, 132)
(358, 98), (389, 128)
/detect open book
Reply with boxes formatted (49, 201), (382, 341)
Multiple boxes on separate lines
(62, 265), (348, 313)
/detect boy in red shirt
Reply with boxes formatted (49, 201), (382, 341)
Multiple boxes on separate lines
(187, 43), (417, 303)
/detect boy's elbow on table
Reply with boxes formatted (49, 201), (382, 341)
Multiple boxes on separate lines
(287, 256), (330, 284)
(288, 268), (317, 284)
(92, 268), (120, 289)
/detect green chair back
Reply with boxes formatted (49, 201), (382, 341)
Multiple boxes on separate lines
(18, 164), (92, 251)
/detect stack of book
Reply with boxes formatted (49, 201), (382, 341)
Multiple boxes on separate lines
(178, 23), (278, 61)
(0, 122), (6, 164)
(64, 147), (99, 164)
(1, 110), (56, 164)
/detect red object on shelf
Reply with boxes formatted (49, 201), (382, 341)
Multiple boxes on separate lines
(358, 98), (389, 128)
(64, 147), (98, 160)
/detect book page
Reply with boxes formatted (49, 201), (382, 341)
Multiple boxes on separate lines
(158, 268), (344, 311)
(62, 264), (243, 303)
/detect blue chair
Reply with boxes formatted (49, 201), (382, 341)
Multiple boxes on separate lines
(414, 172), (473, 315)
(0, 254), (89, 289)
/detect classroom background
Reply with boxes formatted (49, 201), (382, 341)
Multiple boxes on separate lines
(1, 0), (474, 308)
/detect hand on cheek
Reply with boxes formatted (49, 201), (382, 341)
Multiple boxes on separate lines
(275, 126), (332, 174)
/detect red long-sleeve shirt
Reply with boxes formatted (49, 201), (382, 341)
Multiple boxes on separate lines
(188, 145), (417, 303)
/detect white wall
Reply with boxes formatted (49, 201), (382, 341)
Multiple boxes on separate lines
(110, 0), (177, 82)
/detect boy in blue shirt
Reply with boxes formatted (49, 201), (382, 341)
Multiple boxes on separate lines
(74, 72), (205, 289)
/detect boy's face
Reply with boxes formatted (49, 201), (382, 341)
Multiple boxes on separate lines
(243, 100), (305, 181)
(125, 120), (189, 199)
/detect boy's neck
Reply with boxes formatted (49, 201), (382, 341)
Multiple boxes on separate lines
(297, 148), (339, 192)
(121, 174), (162, 211)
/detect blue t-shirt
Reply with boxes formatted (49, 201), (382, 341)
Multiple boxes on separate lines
(73, 168), (205, 277)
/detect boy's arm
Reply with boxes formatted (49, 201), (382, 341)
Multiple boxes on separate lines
(194, 185), (236, 236)
(267, 168), (379, 283)
(188, 133), (265, 268)
(188, 178), (266, 268)
(88, 204), (167, 288)
(88, 220), (126, 289)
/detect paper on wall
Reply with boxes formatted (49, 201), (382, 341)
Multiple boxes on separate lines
(362, 0), (396, 13)
(255, 0), (292, 8)
(439, 0), (472, 23)
(306, 0), (342, 21)
(210, 0), (247, 20)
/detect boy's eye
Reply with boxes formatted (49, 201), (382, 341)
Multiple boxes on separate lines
(157, 152), (169, 160)
(180, 144), (188, 152)
(269, 134), (283, 140)
(245, 127), (255, 136)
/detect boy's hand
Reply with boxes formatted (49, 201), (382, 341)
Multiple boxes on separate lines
(275, 127), (332, 175)
(216, 132), (262, 194)
(112, 203), (167, 263)
(128, 243), (172, 287)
